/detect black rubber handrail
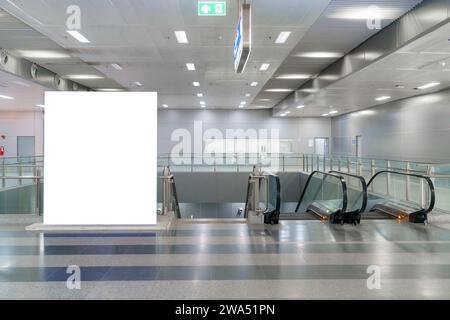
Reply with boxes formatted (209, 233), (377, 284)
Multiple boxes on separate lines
(169, 175), (181, 219)
(295, 171), (348, 217)
(329, 171), (368, 214)
(366, 170), (435, 215)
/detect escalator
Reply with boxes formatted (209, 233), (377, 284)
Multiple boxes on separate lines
(244, 167), (281, 225)
(365, 170), (435, 223)
(289, 171), (349, 224)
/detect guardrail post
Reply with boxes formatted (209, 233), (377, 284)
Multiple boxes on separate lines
(406, 162), (411, 201)
(1, 159), (5, 189)
(387, 160), (391, 196)
(338, 159), (341, 172)
(305, 155), (309, 173)
(282, 154), (285, 172)
(347, 158), (350, 174)
(371, 160), (375, 192)
(19, 164), (23, 186)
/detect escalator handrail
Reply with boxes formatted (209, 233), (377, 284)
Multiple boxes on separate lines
(329, 171), (368, 214)
(169, 175), (181, 219)
(295, 171), (348, 215)
(244, 172), (281, 218)
(366, 170), (435, 214)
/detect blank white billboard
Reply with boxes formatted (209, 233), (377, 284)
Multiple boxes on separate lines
(43, 92), (157, 225)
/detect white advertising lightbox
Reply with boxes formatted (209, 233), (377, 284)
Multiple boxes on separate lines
(43, 92), (157, 225)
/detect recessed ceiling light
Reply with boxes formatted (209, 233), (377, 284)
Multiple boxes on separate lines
(193, 82), (200, 87)
(240, 101), (246, 105)
(296, 105), (305, 109)
(133, 81), (143, 87)
(299, 88), (319, 93)
(328, 7), (401, 20)
(162, 104), (169, 108)
(321, 113), (329, 116)
(186, 63), (196, 71)
(0, 95), (14, 100)
(238, 105), (244, 109)
(250, 82), (258, 87)
(15, 50), (71, 59)
(36, 104), (45, 108)
(67, 30), (90, 43)
(296, 52), (342, 58)
(65, 75), (104, 80)
(329, 110), (338, 114)
(275, 31), (291, 44)
(260, 63), (270, 71)
(375, 96), (391, 101)
(174, 31), (188, 44)
(285, 111), (291, 114)
(415, 82), (440, 90)
(276, 74), (311, 80)
(265, 89), (294, 92)
(260, 99), (272, 102)
(200, 101), (205, 105)
(245, 93), (251, 97)
(111, 63), (123, 70)
(395, 84), (405, 89)
(197, 93), (203, 97)
(280, 113), (287, 117)
(201, 105), (206, 108)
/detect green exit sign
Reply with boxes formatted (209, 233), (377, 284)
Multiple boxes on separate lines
(198, 1), (226, 16)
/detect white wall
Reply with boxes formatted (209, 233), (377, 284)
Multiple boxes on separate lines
(158, 109), (331, 154)
(0, 110), (44, 158)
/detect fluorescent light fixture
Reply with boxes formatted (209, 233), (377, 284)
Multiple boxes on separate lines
(329, 110), (338, 114)
(0, 95), (14, 100)
(299, 88), (319, 93)
(67, 30), (90, 43)
(285, 111), (291, 114)
(265, 89), (294, 92)
(240, 101), (246, 105)
(275, 31), (291, 44)
(296, 52), (342, 58)
(280, 113), (287, 117)
(15, 50), (71, 59)
(111, 63), (123, 70)
(328, 7), (401, 20)
(97, 88), (122, 92)
(65, 75), (104, 80)
(322, 113), (329, 116)
(186, 63), (196, 71)
(174, 30), (188, 43)
(133, 81), (143, 87)
(162, 104), (169, 108)
(260, 63), (270, 71)
(416, 82), (440, 90)
(201, 105), (206, 108)
(238, 105), (244, 109)
(193, 82), (200, 87)
(250, 82), (258, 87)
(276, 74), (310, 80)
(245, 93), (251, 97)
(197, 93), (203, 97)
(36, 104), (45, 108)
(200, 101), (205, 105)
(296, 105), (305, 109)
(260, 99), (272, 102)
(375, 96), (391, 101)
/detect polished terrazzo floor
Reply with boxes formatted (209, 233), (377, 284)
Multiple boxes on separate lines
(1, 220), (450, 299)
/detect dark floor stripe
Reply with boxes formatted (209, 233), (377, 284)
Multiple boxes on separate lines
(3, 242), (450, 255)
(2, 264), (450, 282)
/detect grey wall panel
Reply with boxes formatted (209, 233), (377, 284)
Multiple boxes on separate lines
(158, 109), (331, 155)
(331, 88), (450, 163)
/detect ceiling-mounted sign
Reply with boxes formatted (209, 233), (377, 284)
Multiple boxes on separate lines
(234, 4), (251, 73)
(198, 1), (226, 16)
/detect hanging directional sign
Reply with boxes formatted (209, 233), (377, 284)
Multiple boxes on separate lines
(234, 4), (251, 73)
(198, 1), (226, 16)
